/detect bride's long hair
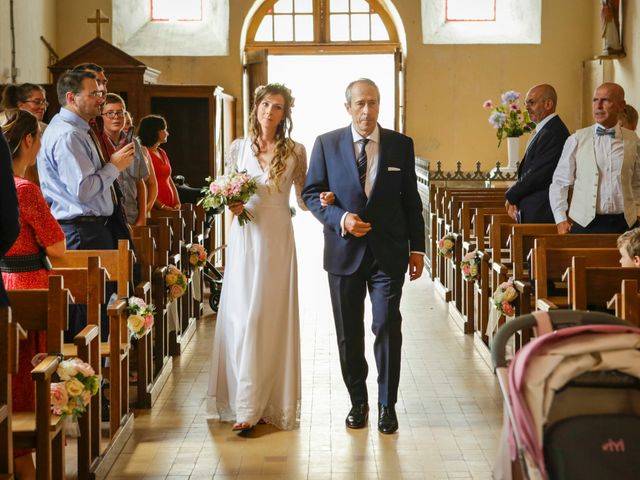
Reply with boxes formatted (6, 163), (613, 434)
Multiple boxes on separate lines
(249, 83), (295, 190)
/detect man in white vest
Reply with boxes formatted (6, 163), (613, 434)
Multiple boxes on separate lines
(549, 82), (640, 234)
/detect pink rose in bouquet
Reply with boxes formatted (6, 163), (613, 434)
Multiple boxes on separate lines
(165, 265), (187, 301)
(438, 234), (455, 259)
(49, 357), (100, 419)
(201, 170), (258, 226)
(50, 382), (69, 416)
(492, 278), (518, 317)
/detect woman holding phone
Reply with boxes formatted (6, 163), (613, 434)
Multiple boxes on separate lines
(102, 93), (150, 226)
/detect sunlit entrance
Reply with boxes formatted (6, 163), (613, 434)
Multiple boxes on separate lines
(268, 54), (395, 154)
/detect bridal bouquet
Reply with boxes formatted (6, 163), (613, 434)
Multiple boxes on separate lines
(492, 279), (518, 317)
(126, 296), (155, 338)
(166, 265), (187, 301)
(460, 251), (480, 281)
(437, 234), (455, 258)
(201, 171), (258, 226)
(188, 243), (207, 269)
(483, 90), (535, 147)
(50, 358), (100, 420)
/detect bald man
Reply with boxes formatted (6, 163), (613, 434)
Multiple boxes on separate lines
(505, 84), (569, 223)
(550, 82), (640, 234)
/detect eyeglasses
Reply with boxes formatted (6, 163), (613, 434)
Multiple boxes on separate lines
(24, 99), (49, 107)
(102, 110), (126, 119)
(76, 90), (105, 98)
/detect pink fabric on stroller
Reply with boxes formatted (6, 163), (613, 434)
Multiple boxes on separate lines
(506, 324), (640, 478)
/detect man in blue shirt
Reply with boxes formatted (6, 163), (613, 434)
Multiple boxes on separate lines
(38, 69), (134, 250)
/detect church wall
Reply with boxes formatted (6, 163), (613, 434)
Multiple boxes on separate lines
(0, 0), (56, 84)
(42, 0), (604, 170)
(611, 0), (640, 112)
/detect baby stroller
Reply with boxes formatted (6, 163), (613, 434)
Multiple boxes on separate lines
(174, 175), (225, 312)
(492, 310), (640, 480)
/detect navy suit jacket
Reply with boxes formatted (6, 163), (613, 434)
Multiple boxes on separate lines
(303, 125), (425, 278)
(0, 133), (20, 306)
(505, 115), (570, 223)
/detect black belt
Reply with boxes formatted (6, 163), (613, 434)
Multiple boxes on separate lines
(0, 252), (52, 273)
(58, 216), (111, 225)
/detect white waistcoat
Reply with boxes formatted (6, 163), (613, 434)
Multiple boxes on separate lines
(568, 126), (637, 227)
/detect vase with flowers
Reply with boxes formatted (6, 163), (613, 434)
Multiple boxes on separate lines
(483, 91), (535, 171)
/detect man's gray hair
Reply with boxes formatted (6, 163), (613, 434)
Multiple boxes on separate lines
(345, 78), (380, 104)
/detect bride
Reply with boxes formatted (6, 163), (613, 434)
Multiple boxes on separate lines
(207, 83), (332, 431)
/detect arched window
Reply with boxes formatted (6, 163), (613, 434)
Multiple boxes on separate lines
(247, 0), (399, 51)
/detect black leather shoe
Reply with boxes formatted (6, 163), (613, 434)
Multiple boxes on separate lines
(378, 404), (398, 434)
(345, 403), (369, 429)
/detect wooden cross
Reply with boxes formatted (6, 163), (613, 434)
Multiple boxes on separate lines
(87, 9), (110, 38)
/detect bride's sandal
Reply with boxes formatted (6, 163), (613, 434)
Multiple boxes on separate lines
(232, 422), (254, 432)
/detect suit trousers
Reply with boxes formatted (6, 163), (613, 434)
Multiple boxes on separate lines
(328, 247), (405, 407)
(571, 213), (634, 234)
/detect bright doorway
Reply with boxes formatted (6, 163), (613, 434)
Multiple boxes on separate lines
(268, 54), (395, 155)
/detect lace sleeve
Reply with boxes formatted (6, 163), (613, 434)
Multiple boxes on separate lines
(224, 139), (243, 175)
(292, 142), (309, 211)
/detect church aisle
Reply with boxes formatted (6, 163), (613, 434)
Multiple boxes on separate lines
(105, 216), (503, 479)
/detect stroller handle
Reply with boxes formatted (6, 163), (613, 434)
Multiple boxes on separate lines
(491, 310), (630, 369)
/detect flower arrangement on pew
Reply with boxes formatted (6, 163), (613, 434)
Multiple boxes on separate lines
(460, 251), (480, 281)
(483, 90), (535, 147)
(126, 296), (156, 339)
(437, 233), (455, 258)
(50, 358), (100, 420)
(166, 265), (187, 300)
(201, 170), (258, 226)
(188, 243), (208, 269)
(492, 279), (519, 317)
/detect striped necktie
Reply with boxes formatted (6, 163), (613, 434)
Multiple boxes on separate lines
(357, 138), (370, 189)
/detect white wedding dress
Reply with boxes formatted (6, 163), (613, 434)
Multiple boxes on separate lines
(207, 138), (307, 430)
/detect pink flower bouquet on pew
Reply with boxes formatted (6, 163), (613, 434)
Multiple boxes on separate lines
(126, 296), (156, 339)
(165, 265), (187, 301)
(188, 243), (208, 269)
(492, 279), (519, 317)
(460, 251), (480, 281)
(200, 171), (258, 226)
(437, 234), (455, 259)
(50, 358), (100, 420)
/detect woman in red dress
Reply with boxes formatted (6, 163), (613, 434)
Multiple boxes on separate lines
(0, 109), (65, 479)
(138, 115), (181, 212)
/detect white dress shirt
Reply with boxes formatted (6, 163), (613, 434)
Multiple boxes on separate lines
(549, 123), (640, 224)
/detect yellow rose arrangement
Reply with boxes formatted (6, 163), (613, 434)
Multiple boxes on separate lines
(492, 279), (518, 317)
(460, 251), (480, 281)
(50, 358), (100, 419)
(188, 243), (208, 269)
(166, 265), (187, 301)
(437, 234), (455, 259)
(126, 296), (156, 339)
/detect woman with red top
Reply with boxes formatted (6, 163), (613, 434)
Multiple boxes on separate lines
(0, 109), (66, 480)
(138, 115), (181, 212)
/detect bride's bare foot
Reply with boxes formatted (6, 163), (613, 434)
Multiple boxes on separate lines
(232, 422), (253, 431)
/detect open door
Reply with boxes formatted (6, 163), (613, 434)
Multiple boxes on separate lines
(243, 49), (268, 135)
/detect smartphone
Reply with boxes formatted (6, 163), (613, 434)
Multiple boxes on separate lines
(124, 128), (134, 144)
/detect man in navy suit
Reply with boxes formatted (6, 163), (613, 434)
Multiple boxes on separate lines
(303, 79), (425, 434)
(505, 84), (570, 223)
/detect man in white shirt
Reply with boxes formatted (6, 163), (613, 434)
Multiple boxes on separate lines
(549, 82), (640, 234)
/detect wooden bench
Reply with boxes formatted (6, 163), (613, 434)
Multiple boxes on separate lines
(7, 276), (72, 480)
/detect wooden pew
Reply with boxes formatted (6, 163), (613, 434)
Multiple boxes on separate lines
(51, 258), (104, 478)
(568, 257), (640, 311)
(0, 306), (21, 478)
(608, 279), (640, 326)
(531, 235), (620, 310)
(8, 276), (70, 480)
(49, 242), (135, 475)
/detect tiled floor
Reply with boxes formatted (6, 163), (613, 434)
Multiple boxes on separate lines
(105, 214), (504, 479)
